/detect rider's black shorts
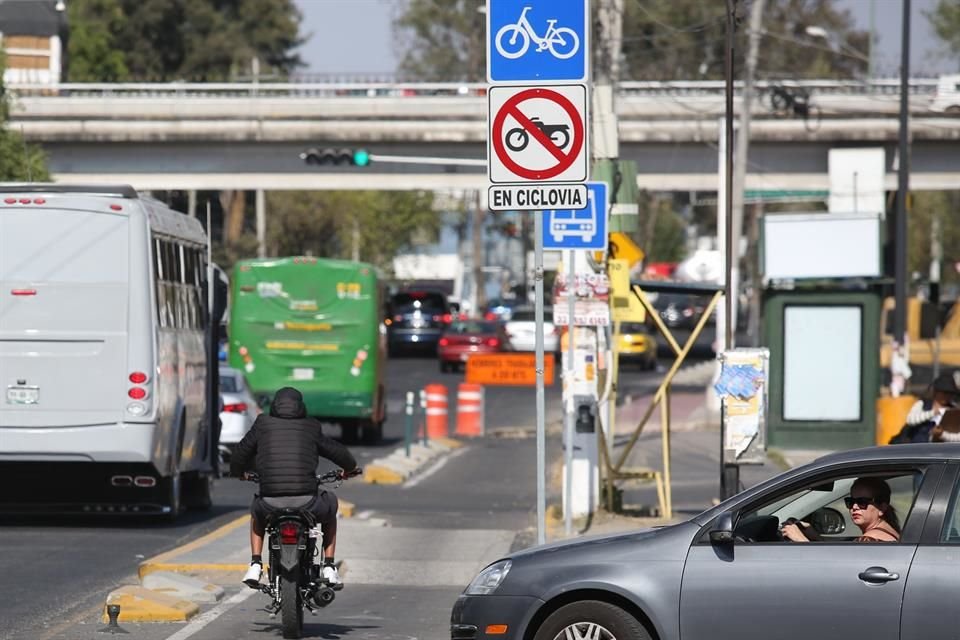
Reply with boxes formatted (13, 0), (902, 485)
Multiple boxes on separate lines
(250, 490), (338, 531)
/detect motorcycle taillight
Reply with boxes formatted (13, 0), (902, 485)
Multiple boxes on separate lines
(279, 522), (300, 544)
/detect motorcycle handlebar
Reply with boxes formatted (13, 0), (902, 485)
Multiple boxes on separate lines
(242, 467), (363, 484)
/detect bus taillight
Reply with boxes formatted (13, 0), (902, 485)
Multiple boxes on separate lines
(129, 372), (148, 384)
(128, 387), (147, 400)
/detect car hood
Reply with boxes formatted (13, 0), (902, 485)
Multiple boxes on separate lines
(493, 521), (699, 598)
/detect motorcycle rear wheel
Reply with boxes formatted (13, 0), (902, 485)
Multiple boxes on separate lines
(280, 570), (303, 639)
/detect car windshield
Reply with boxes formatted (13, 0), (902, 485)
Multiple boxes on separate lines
(620, 322), (648, 334)
(510, 309), (537, 322)
(391, 292), (447, 312)
(448, 321), (497, 334)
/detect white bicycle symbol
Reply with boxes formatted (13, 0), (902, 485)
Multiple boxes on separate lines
(495, 6), (580, 60)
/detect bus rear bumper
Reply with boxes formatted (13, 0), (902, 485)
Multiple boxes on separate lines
(0, 421), (154, 463)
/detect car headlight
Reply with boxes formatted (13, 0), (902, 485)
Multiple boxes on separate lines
(464, 560), (512, 595)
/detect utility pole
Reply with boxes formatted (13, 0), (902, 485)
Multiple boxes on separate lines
(720, 0), (738, 500)
(731, 0), (765, 348)
(472, 190), (486, 315)
(892, 0), (911, 396)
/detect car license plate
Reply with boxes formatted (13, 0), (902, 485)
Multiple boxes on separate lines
(292, 368), (314, 381)
(6, 386), (39, 405)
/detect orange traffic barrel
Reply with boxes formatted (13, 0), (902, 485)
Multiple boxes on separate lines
(455, 383), (484, 437)
(424, 383), (449, 439)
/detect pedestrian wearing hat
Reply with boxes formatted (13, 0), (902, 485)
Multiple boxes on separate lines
(890, 371), (960, 444)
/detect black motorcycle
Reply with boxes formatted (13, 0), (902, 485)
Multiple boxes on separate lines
(244, 468), (362, 639)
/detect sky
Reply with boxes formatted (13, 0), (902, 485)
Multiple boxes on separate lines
(292, 0), (957, 77)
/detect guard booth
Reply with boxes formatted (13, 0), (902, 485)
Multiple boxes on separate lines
(761, 213), (884, 450)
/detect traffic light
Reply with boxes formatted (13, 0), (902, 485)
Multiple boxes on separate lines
(300, 147), (371, 167)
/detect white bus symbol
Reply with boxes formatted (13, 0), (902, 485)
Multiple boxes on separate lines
(550, 188), (598, 244)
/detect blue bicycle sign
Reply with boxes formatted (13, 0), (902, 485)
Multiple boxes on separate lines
(495, 6), (580, 60)
(487, 0), (589, 83)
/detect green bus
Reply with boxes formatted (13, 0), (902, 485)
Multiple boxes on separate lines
(228, 257), (386, 443)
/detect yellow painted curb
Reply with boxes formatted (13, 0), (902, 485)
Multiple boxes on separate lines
(138, 514), (249, 580)
(339, 499), (355, 518)
(101, 585), (199, 622)
(433, 437), (464, 449)
(138, 563), (255, 580)
(363, 464), (404, 485)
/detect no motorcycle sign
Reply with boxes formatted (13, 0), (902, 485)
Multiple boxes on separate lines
(488, 84), (589, 185)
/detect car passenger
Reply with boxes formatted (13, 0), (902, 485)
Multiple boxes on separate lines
(780, 477), (901, 543)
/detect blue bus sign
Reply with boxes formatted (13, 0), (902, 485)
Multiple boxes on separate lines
(543, 182), (608, 250)
(487, 0), (589, 84)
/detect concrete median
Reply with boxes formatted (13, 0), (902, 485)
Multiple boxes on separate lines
(99, 497), (359, 622)
(363, 437), (464, 484)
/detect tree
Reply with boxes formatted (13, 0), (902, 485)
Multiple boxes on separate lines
(621, 0), (868, 80)
(66, 0), (304, 81)
(393, 0), (868, 82)
(636, 192), (688, 263)
(394, 0), (486, 82)
(265, 191), (439, 274)
(927, 0), (960, 58)
(908, 191), (960, 287)
(0, 55), (49, 181)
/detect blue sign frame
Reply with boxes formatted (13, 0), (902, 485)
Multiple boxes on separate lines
(543, 182), (608, 250)
(487, 0), (589, 84)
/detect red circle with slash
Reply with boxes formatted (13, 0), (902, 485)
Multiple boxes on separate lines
(492, 87), (584, 180)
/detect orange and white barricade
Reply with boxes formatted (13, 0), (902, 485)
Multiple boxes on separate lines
(423, 383), (449, 439)
(455, 383), (484, 437)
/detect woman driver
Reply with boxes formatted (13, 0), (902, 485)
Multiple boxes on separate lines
(781, 477), (901, 543)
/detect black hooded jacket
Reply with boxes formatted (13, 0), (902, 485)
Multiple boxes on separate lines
(230, 387), (357, 497)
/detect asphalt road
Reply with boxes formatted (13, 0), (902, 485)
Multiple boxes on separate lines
(0, 354), (568, 640)
(0, 349), (709, 640)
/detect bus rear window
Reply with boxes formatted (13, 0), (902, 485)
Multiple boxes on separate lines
(390, 292), (448, 312)
(0, 209), (129, 283)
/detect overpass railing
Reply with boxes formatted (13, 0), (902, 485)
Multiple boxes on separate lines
(7, 78), (941, 99)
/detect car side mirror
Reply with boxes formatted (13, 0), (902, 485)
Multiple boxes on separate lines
(709, 511), (735, 544)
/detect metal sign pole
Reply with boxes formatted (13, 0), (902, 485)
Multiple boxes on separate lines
(564, 251), (575, 536)
(534, 212), (546, 547)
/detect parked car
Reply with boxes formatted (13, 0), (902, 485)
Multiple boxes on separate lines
(452, 443), (960, 640)
(483, 298), (522, 323)
(503, 307), (558, 352)
(438, 320), (504, 372)
(386, 290), (452, 355)
(652, 292), (713, 329)
(218, 366), (259, 463)
(617, 321), (658, 369)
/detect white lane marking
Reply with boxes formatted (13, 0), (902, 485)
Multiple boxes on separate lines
(162, 588), (257, 640)
(402, 446), (469, 489)
(354, 509), (375, 520)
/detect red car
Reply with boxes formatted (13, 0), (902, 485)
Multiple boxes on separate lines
(438, 320), (504, 372)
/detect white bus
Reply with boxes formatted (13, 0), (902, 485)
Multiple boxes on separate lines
(0, 184), (218, 517)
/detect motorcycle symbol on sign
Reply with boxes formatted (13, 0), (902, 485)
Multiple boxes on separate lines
(504, 118), (571, 152)
(495, 6), (581, 60)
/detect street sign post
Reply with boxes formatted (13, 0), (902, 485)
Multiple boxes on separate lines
(486, 0), (592, 546)
(543, 181), (608, 250)
(487, 0), (590, 83)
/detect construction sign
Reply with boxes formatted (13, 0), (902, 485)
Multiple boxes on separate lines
(466, 353), (556, 386)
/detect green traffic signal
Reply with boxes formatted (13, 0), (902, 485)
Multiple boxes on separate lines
(352, 149), (370, 167)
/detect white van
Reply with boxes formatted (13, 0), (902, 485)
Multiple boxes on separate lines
(0, 185), (217, 518)
(930, 74), (960, 114)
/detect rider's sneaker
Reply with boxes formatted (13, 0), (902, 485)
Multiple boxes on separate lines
(243, 562), (262, 588)
(321, 564), (343, 590)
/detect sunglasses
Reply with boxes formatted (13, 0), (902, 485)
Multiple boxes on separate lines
(844, 496), (876, 509)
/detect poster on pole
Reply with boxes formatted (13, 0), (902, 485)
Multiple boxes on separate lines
(714, 348), (769, 464)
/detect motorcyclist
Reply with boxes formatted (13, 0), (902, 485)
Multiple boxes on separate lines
(231, 386), (358, 589)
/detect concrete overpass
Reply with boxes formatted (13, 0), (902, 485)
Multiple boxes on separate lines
(9, 79), (960, 191)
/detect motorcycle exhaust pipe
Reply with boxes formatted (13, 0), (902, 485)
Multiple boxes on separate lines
(313, 587), (335, 607)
